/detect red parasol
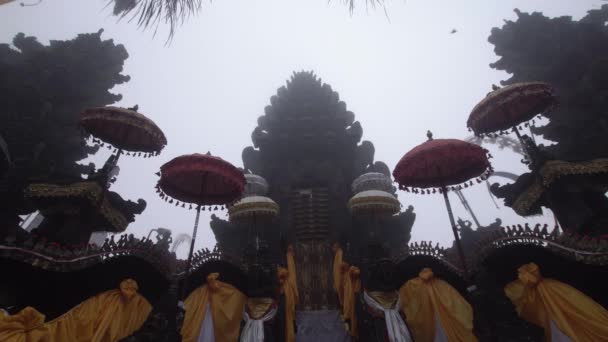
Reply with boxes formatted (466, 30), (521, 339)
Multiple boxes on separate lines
(467, 82), (557, 138)
(81, 106), (167, 157)
(393, 135), (492, 193)
(156, 153), (245, 208)
(393, 132), (493, 277)
(156, 152), (245, 278)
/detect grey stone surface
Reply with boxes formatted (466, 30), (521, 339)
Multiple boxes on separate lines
(295, 310), (351, 342)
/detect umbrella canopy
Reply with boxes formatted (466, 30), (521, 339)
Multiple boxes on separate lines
(242, 174), (269, 197)
(393, 133), (493, 278)
(393, 138), (492, 193)
(228, 173), (277, 222)
(467, 82), (557, 136)
(347, 190), (400, 216)
(80, 106), (167, 156)
(228, 195), (279, 222)
(351, 172), (393, 193)
(156, 153), (245, 208)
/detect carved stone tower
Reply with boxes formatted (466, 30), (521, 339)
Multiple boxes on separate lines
(212, 71), (415, 310)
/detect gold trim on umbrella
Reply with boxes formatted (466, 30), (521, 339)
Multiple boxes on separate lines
(228, 196), (279, 222)
(81, 106), (167, 154)
(469, 82), (556, 135)
(347, 191), (401, 216)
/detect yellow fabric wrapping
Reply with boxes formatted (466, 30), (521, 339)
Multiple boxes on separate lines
(399, 268), (477, 342)
(332, 244), (345, 306)
(342, 266), (361, 337)
(279, 245), (298, 342)
(286, 245), (299, 305)
(181, 281), (211, 342)
(0, 279), (152, 342)
(504, 263), (608, 342)
(0, 307), (49, 342)
(181, 273), (247, 342)
(278, 267), (294, 342)
(246, 298), (274, 320)
(338, 262), (350, 314)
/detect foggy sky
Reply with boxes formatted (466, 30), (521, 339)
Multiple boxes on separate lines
(0, 0), (601, 258)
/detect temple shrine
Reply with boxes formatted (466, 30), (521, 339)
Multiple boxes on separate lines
(1, 71), (608, 342)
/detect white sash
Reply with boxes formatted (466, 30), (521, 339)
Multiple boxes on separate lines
(240, 307), (278, 342)
(433, 313), (448, 342)
(363, 291), (413, 342)
(197, 302), (215, 342)
(550, 320), (573, 342)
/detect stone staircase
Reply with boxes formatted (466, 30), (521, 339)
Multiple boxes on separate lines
(295, 310), (351, 342)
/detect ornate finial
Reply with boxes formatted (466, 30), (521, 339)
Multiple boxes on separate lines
(426, 130), (433, 141)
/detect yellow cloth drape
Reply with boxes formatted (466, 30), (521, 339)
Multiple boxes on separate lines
(342, 266), (361, 337)
(279, 245), (299, 342)
(505, 263), (608, 342)
(278, 267), (294, 342)
(0, 307), (49, 342)
(332, 244), (345, 306)
(399, 268), (477, 342)
(286, 245), (299, 306)
(181, 273), (247, 342)
(0, 279), (152, 342)
(246, 297), (275, 319)
(332, 244), (360, 337)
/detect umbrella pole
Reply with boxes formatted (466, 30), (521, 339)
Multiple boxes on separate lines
(513, 127), (540, 169)
(186, 172), (207, 276)
(115, 149), (123, 163)
(512, 126), (525, 147)
(512, 126), (533, 159)
(185, 205), (202, 276)
(441, 187), (469, 278)
(253, 212), (258, 265)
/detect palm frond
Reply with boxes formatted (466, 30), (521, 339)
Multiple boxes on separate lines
(338, 0), (386, 13)
(112, 0), (387, 41)
(112, 0), (203, 41)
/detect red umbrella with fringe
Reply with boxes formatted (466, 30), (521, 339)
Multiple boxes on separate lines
(156, 152), (245, 275)
(81, 105), (167, 159)
(467, 82), (557, 145)
(393, 131), (493, 277)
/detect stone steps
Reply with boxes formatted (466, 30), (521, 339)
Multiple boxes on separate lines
(295, 310), (351, 342)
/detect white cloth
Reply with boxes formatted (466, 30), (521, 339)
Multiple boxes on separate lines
(363, 291), (413, 342)
(433, 313), (448, 342)
(197, 302), (215, 342)
(240, 306), (278, 342)
(550, 320), (573, 342)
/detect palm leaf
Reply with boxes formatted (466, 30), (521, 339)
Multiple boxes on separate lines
(339, 0), (385, 13)
(112, 0), (387, 41)
(112, 0), (203, 41)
